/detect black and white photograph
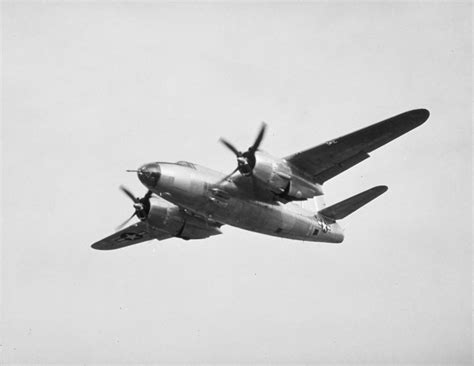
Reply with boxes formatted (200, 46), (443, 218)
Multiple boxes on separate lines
(1, 1), (472, 364)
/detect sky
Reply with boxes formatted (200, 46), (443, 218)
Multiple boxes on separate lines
(1, 1), (472, 364)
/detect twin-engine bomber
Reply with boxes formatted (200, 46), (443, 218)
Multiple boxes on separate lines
(92, 109), (429, 250)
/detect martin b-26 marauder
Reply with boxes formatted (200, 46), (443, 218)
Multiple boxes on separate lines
(92, 109), (429, 250)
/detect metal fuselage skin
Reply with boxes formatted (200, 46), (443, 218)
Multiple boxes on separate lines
(138, 154), (344, 243)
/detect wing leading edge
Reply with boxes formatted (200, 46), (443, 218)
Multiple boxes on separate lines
(285, 109), (429, 184)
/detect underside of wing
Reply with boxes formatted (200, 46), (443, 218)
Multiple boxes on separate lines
(318, 185), (388, 220)
(285, 109), (429, 184)
(91, 221), (172, 250)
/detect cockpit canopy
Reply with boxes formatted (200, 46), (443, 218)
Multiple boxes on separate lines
(176, 161), (196, 169)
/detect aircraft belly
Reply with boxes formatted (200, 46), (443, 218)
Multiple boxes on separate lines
(206, 198), (315, 240)
(230, 199), (270, 231)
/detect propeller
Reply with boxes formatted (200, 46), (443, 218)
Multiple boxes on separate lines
(116, 185), (153, 230)
(218, 122), (266, 181)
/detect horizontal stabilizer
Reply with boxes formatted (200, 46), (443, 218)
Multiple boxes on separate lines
(318, 186), (388, 220)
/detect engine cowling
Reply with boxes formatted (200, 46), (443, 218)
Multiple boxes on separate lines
(146, 196), (221, 240)
(252, 151), (323, 200)
(147, 196), (185, 235)
(252, 152), (291, 193)
(284, 174), (322, 200)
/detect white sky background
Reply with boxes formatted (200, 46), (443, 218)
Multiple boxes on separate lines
(1, 1), (471, 364)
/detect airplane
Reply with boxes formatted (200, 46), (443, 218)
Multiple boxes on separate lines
(91, 108), (429, 250)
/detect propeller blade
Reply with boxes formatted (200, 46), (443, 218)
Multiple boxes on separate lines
(119, 185), (139, 203)
(143, 190), (153, 200)
(217, 166), (239, 184)
(219, 138), (241, 156)
(249, 122), (266, 153)
(116, 212), (136, 231)
(218, 122), (267, 179)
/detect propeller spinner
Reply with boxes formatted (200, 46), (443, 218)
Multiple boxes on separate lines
(116, 185), (152, 230)
(219, 122), (266, 181)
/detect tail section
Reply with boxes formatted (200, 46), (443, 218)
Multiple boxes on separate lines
(318, 186), (388, 220)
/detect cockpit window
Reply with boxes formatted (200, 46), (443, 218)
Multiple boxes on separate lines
(176, 161), (196, 169)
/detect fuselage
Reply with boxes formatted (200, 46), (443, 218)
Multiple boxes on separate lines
(138, 159), (344, 243)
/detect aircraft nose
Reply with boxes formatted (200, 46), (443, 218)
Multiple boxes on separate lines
(137, 163), (161, 188)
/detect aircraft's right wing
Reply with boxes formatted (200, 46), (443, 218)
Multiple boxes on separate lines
(91, 221), (172, 250)
(284, 109), (429, 184)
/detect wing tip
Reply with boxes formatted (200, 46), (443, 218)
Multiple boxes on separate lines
(91, 241), (122, 250)
(387, 108), (430, 135)
(91, 242), (110, 250)
(373, 185), (389, 195)
(408, 108), (430, 126)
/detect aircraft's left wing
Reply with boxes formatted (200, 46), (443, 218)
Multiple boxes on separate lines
(91, 221), (172, 250)
(285, 109), (429, 184)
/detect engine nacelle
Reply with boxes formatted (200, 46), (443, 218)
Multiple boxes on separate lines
(252, 151), (323, 200)
(146, 196), (222, 240)
(284, 174), (322, 200)
(147, 196), (185, 236)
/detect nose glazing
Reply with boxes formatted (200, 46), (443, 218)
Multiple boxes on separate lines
(137, 163), (161, 187)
